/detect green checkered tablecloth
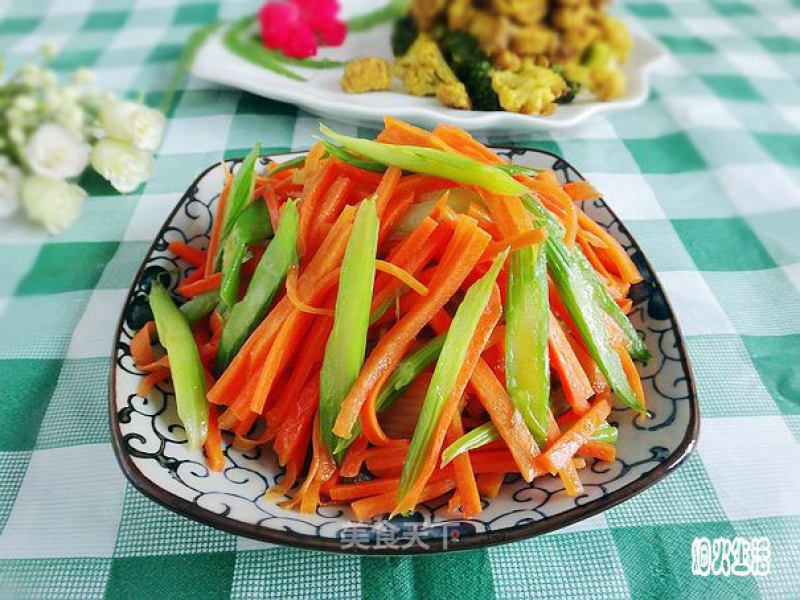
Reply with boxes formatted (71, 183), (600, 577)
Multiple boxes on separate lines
(1, 0), (799, 598)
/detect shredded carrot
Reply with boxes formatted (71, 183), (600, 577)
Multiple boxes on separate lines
(539, 399), (611, 474)
(563, 180), (601, 204)
(614, 340), (646, 412)
(169, 240), (206, 267)
(204, 405), (225, 472)
(446, 411), (482, 518)
(374, 165), (402, 217)
(378, 116), (456, 153)
(431, 125), (503, 164)
(549, 313), (593, 414)
(579, 440), (617, 462)
(476, 472), (504, 498)
(286, 265), (336, 317)
(177, 272), (222, 297)
(375, 260), (429, 296)
(352, 477), (457, 521)
(136, 367), (170, 397)
(131, 321), (157, 370)
(204, 174), (232, 276)
(339, 435), (369, 478)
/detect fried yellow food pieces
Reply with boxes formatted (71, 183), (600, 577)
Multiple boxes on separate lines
(341, 58), (392, 94)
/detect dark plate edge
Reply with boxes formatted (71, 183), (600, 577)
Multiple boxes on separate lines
(108, 148), (700, 556)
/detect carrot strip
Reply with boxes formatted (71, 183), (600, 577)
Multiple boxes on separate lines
(351, 477), (457, 521)
(308, 175), (353, 251)
(339, 435), (369, 478)
(274, 378), (319, 466)
(375, 260), (429, 296)
(177, 272), (222, 297)
(360, 369), (397, 446)
(446, 412), (482, 518)
(332, 216), (490, 439)
(558, 460), (584, 496)
(431, 125), (503, 164)
(169, 240), (206, 267)
(476, 473), (504, 498)
(204, 405), (225, 472)
(136, 367), (170, 397)
(204, 173), (233, 276)
(374, 165), (402, 216)
(579, 440), (616, 462)
(298, 158), (338, 260)
(395, 174), (459, 196)
(131, 321), (157, 370)
(378, 189), (416, 244)
(377, 116), (456, 152)
(549, 313), (593, 414)
(614, 340), (646, 411)
(539, 399), (611, 474)
(576, 210), (642, 283)
(329, 477), (400, 502)
(563, 180), (600, 204)
(286, 265), (336, 317)
(484, 228), (546, 259)
(265, 318), (332, 438)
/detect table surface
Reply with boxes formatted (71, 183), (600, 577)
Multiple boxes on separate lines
(1, 0), (799, 598)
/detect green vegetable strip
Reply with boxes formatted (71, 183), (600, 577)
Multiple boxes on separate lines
(223, 18), (305, 81)
(218, 197), (273, 314)
(441, 422), (499, 466)
(505, 243), (550, 447)
(319, 199), (379, 453)
(333, 334), (446, 457)
(398, 251), (506, 502)
(318, 139), (387, 173)
(347, 0), (406, 32)
(441, 421), (618, 466)
(320, 124), (529, 197)
(215, 201), (299, 373)
(576, 253), (650, 361)
(148, 282), (208, 451)
(537, 204), (649, 361)
(268, 155), (306, 177)
(179, 291), (219, 324)
(216, 143), (261, 265)
(525, 198), (644, 413)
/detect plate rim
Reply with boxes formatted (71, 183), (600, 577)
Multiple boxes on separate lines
(108, 148), (700, 555)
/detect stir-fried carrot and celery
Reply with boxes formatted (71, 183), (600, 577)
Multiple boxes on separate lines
(132, 118), (650, 520)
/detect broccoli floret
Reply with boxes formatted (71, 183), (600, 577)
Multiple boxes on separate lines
(582, 42), (627, 101)
(439, 31), (502, 111)
(552, 65), (581, 104)
(391, 15), (419, 57)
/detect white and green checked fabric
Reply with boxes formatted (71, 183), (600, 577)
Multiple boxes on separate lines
(1, 0), (799, 598)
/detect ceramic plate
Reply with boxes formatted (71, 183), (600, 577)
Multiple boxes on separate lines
(190, 1), (667, 134)
(109, 148), (698, 555)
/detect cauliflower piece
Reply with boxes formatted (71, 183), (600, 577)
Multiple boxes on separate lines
(393, 33), (460, 96)
(341, 58), (391, 93)
(492, 49), (522, 70)
(491, 64), (569, 115)
(436, 81), (472, 110)
(510, 24), (557, 56)
(583, 41), (627, 100)
(446, 0), (475, 31)
(490, 0), (548, 25)
(598, 15), (633, 61)
(589, 65), (626, 100)
(411, 0), (447, 30)
(467, 10), (512, 55)
(551, 3), (596, 31)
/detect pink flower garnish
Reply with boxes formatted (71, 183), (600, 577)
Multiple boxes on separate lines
(284, 20), (318, 58)
(258, 0), (347, 59)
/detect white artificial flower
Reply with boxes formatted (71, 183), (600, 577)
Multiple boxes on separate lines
(0, 157), (23, 218)
(100, 100), (165, 152)
(20, 175), (86, 234)
(13, 94), (37, 113)
(24, 123), (89, 179)
(61, 84), (81, 104)
(9, 126), (26, 145)
(72, 67), (96, 85)
(19, 63), (44, 88)
(90, 138), (154, 193)
(40, 69), (58, 89)
(56, 103), (85, 137)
